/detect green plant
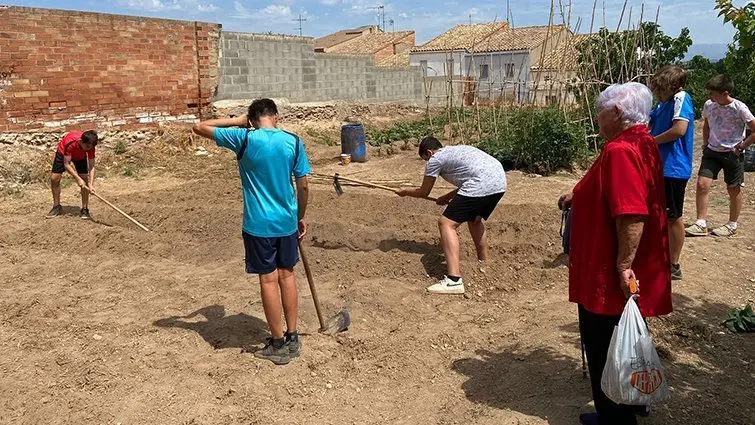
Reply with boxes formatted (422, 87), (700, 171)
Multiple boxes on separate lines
(114, 141), (127, 155)
(576, 23), (692, 101)
(366, 114), (450, 146)
(683, 56), (726, 118)
(724, 304), (755, 333)
(305, 128), (337, 146)
(478, 107), (590, 175)
(716, 0), (755, 109)
(123, 164), (137, 177)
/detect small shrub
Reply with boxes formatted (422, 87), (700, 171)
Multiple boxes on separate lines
(123, 164), (137, 177)
(724, 304), (755, 333)
(364, 107), (590, 175)
(366, 114), (450, 146)
(114, 141), (127, 155)
(478, 107), (589, 174)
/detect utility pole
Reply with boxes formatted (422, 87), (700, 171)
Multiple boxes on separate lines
(293, 13), (307, 36)
(369, 4), (385, 31)
(382, 5), (385, 33)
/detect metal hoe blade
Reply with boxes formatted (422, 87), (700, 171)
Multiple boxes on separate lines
(333, 173), (344, 196)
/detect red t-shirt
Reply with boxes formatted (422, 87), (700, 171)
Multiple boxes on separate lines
(569, 125), (672, 318)
(56, 132), (95, 161)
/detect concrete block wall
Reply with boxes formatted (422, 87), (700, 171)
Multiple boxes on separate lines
(0, 6), (221, 132)
(217, 32), (423, 103)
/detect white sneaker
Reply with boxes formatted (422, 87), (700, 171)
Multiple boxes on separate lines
(427, 276), (464, 294)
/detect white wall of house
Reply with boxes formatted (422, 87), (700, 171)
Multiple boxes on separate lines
(465, 50), (531, 101)
(409, 50), (469, 77)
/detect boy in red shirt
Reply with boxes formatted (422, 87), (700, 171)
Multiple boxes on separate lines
(46, 130), (98, 219)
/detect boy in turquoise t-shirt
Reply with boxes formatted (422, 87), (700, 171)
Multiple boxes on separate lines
(193, 99), (311, 365)
(649, 65), (695, 281)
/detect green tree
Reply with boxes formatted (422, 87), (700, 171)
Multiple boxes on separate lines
(577, 23), (691, 88)
(716, 0), (755, 107)
(682, 55), (725, 118)
(576, 22), (692, 106)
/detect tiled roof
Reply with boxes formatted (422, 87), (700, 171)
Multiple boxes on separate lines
(532, 33), (593, 70)
(474, 25), (568, 53)
(375, 50), (412, 68)
(315, 25), (377, 51)
(327, 31), (414, 55)
(412, 22), (507, 52)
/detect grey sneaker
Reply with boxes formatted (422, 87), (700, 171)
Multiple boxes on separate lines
(79, 208), (91, 220)
(254, 338), (291, 365)
(46, 205), (63, 219)
(285, 331), (300, 358)
(670, 264), (683, 281)
(685, 223), (708, 237)
(711, 224), (736, 237)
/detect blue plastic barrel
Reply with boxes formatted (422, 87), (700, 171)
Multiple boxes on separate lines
(341, 124), (367, 163)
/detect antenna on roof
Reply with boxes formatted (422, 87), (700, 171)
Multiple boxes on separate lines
(292, 13), (307, 36)
(369, 4), (386, 31)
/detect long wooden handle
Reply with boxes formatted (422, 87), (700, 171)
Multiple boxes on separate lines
(334, 175), (399, 193)
(86, 189), (150, 232)
(335, 175), (438, 202)
(298, 240), (326, 331)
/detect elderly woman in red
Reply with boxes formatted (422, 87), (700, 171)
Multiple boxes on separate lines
(559, 82), (672, 425)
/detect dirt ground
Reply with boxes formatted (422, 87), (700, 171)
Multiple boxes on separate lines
(0, 132), (754, 425)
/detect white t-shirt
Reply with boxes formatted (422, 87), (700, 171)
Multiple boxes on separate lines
(424, 145), (507, 197)
(703, 99), (755, 152)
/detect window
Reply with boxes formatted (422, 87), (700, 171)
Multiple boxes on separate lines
(446, 59), (455, 76)
(546, 95), (558, 105)
(479, 64), (489, 80)
(505, 63), (515, 78)
(420, 60), (428, 74)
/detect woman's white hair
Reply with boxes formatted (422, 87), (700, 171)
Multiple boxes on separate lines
(596, 82), (653, 124)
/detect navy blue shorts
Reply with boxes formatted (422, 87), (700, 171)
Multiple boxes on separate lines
(242, 232), (300, 275)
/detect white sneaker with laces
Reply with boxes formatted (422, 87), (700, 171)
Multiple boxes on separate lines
(427, 276), (465, 294)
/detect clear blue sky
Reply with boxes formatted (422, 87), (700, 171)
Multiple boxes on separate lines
(7, 0), (738, 45)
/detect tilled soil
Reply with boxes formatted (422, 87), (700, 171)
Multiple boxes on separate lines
(0, 142), (753, 425)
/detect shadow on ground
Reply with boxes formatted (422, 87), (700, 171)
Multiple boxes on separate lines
(154, 305), (269, 350)
(452, 294), (755, 425)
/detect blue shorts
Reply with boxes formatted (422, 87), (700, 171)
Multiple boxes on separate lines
(242, 232), (300, 275)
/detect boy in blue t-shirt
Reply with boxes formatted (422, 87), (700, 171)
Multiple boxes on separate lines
(649, 66), (695, 281)
(193, 99), (311, 365)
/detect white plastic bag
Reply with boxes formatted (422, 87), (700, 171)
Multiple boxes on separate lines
(601, 296), (669, 405)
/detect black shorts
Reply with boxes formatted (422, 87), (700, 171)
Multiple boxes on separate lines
(443, 192), (504, 223)
(699, 147), (745, 187)
(242, 232), (300, 275)
(52, 152), (88, 175)
(664, 177), (688, 220)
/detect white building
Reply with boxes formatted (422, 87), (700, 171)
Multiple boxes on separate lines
(410, 23), (583, 105)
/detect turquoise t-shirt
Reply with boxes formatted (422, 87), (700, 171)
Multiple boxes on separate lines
(213, 127), (311, 238)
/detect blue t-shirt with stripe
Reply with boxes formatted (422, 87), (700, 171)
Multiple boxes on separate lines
(649, 91), (695, 179)
(213, 127), (311, 238)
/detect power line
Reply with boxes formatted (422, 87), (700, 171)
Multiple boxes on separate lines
(292, 13), (307, 36)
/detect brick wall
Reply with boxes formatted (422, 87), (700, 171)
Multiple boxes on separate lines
(0, 6), (220, 132)
(217, 32), (423, 103)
